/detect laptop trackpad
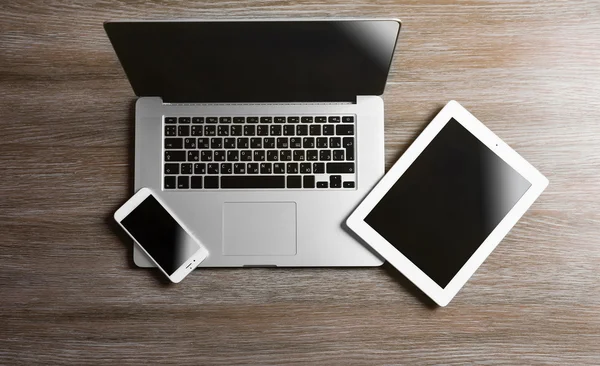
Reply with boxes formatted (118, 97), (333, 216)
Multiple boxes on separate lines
(223, 202), (297, 256)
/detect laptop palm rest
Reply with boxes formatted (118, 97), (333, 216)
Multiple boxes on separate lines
(223, 202), (297, 256)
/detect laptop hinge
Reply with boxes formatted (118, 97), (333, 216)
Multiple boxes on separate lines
(161, 95), (357, 105)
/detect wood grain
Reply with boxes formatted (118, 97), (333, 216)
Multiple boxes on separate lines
(1, 0), (600, 364)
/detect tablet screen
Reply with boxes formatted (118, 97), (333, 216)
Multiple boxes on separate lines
(365, 118), (531, 288)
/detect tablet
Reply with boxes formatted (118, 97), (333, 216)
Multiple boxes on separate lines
(347, 101), (548, 306)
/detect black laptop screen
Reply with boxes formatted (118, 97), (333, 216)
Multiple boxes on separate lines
(104, 20), (400, 103)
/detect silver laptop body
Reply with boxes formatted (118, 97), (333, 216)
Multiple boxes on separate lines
(105, 19), (401, 267)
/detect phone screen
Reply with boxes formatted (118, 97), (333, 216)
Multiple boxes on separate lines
(120, 195), (200, 275)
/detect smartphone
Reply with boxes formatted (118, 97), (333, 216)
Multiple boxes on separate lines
(114, 188), (208, 283)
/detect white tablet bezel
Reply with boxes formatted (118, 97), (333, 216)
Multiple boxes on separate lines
(347, 100), (548, 306)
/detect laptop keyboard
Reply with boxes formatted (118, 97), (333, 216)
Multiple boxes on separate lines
(163, 115), (356, 190)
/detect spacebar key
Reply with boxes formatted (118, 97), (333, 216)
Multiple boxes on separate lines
(221, 176), (285, 188)
(326, 163), (355, 174)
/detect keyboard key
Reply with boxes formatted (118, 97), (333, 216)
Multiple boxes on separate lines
(165, 138), (183, 149)
(336, 125), (354, 135)
(221, 176), (285, 189)
(214, 150), (226, 161)
(233, 117), (245, 124)
(208, 163), (219, 174)
(165, 150), (186, 162)
(194, 163), (206, 174)
(198, 138), (209, 149)
(302, 137), (315, 148)
(303, 175), (315, 188)
(264, 137), (275, 149)
(257, 125), (269, 136)
(177, 176), (189, 189)
(316, 137), (328, 148)
(184, 138), (197, 149)
(319, 150), (331, 161)
(244, 125), (255, 136)
(328, 116), (340, 123)
(231, 125), (243, 136)
(192, 117), (204, 124)
(287, 163), (299, 174)
(237, 138), (249, 148)
(267, 150), (279, 161)
(191, 176), (203, 188)
(218, 125), (229, 136)
(253, 150), (265, 161)
(270, 125), (282, 136)
(227, 150), (239, 161)
(333, 150), (345, 161)
(342, 116), (354, 123)
(326, 162), (355, 174)
(323, 125), (334, 136)
(165, 117), (177, 124)
(211, 138), (223, 149)
(273, 163), (285, 174)
(187, 150), (200, 161)
(200, 150), (213, 161)
(290, 137), (302, 148)
(330, 175), (342, 188)
(224, 138), (236, 149)
(178, 125), (190, 136)
(260, 117), (272, 123)
(260, 163), (272, 174)
(204, 176), (219, 188)
(164, 163), (179, 175)
(247, 117), (259, 123)
(343, 137), (354, 149)
(301, 116), (313, 123)
(240, 150), (252, 161)
(165, 176), (176, 189)
(247, 163), (259, 174)
(204, 125), (216, 136)
(251, 138), (262, 149)
(287, 116), (299, 123)
(165, 125), (177, 136)
(221, 163), (233, 174)
(329, 137), (341, 148)
(343, 137), (355, 161)
(191, 125), (203, 136)
(306, 150), (319, 161)
(274, 117), (286, 123)
(317, 181), (328, 188)
(284, 125), (295, 136)
(179, 117), (191, 124)
(293, 150), (305, 161)
(280, 150), (292, 161)
(310, 125), (321, 136)
(234, 163), (246, 174)
(315, 116), (327, 123)
(313, 162), (325, 174)
(287, 175), (302, 188)
(206, 117), (218, 124)
(296, 125), (308, 136)
(181, 163), (193, 174)
(343, 181), (355, 188)
(300, 163), (311, 174)
(277, 137), (289, 148)
(219, 117), (231, 124)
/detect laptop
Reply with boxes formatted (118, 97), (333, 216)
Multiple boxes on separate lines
(104, 19), (401, 267)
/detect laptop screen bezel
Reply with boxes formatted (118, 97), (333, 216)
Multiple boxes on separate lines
(104, 19), (401, 103)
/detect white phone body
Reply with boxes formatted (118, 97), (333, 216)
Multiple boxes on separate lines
(114, 187), (208, 283)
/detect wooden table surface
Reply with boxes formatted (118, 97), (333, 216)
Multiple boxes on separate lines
(1, 1), (599, 364)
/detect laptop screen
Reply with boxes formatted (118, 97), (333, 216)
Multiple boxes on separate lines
(104, 20), (400, 103)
